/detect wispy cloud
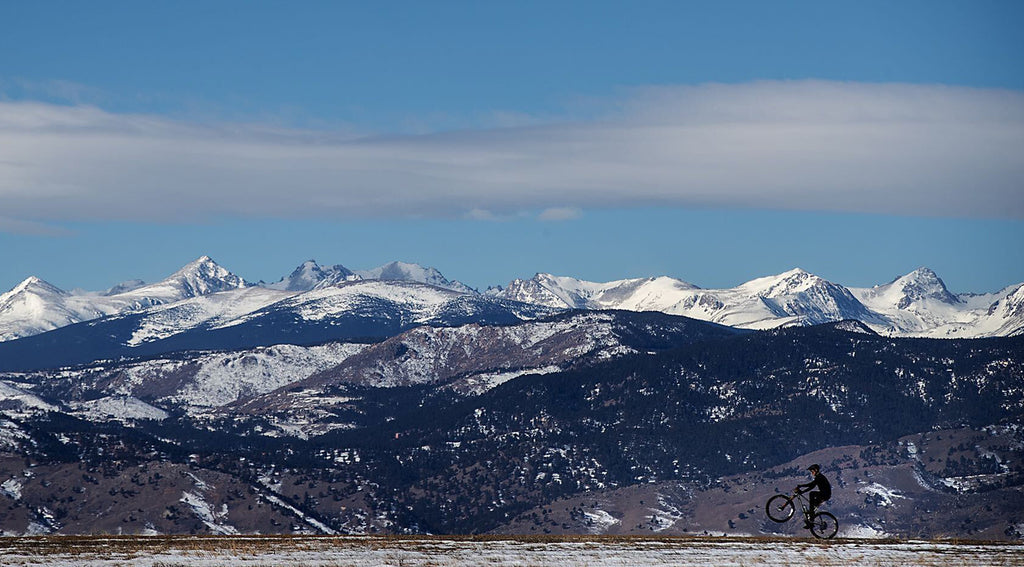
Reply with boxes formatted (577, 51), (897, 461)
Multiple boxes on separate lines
(1, 81), (1021, 233)
(538, 207), (583, 221)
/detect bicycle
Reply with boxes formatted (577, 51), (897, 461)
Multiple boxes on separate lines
(765, 490), (839, 539)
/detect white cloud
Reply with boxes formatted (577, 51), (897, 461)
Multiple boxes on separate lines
(1, 81), (1022, 233)
(538, 207), (582, 221)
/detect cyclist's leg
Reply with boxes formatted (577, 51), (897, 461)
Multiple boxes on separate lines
(805, 492), (823, 527)
(808, 492), (824, 514)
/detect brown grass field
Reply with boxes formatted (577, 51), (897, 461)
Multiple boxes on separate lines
(0, 534), (1022, 567)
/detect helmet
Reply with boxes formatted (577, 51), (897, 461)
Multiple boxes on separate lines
(807, 464), (820, 472)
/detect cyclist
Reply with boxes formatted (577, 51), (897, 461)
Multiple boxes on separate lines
(795, 464), (831, 528)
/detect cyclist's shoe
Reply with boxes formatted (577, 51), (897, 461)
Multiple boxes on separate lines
(803, 520), (813, 529)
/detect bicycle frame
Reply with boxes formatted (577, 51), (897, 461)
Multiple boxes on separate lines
(791, 490), (815, 519)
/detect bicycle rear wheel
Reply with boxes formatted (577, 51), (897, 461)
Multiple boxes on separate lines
(810, 511), (838, 539)
(765, 494), (795, 523)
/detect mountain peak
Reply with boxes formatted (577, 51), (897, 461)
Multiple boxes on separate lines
(355, 262), (474, 293)
(891, 267), (958, 307)
(740, 268), (827, 297)
(5, 276), (66, 298)
(266, 260), (357, 291)
(104, 279), (146, 296)
(899, 266), (941, 283)
(165, 256), (247, 297)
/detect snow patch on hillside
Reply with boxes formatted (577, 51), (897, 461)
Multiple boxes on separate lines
(169, 343), (367, 409)
(451, 366), (563, 395)
(0, 381), (58, 413)
(857, 483), (905, 507)
(69, 396), (168, 422)
(1, 478), (22, 500)
(180, 491), (238, 535)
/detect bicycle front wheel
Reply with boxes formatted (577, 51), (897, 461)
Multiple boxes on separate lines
(810, 511), (838, 539)
(765, 494), (795, 523)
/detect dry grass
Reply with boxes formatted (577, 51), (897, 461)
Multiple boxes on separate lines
(0, 534), (1020, 567)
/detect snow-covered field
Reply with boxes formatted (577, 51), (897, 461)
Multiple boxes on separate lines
(0, 536), (1020, 567)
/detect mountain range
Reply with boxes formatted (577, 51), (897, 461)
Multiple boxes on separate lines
(0, 255), (1022, 538)
(1, 257), (1021, 355)
(0, 312), (1020, 538)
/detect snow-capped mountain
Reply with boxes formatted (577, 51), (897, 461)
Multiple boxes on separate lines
(2, 257), (1022, 351)
(265, 259), (474, 293)
(158, 255), (249, 297)
(491, 268), (884, 330)
(0, 278), (556, 372)
(0, 256), (248, 342)
(265, 260), (358, 291)
(0, 276), (105, 341)
(488, 274), (699, 310)
(850, 268), (1024, 338)
(855, 267), (960, 309)
(354, 261), (475, 294)
(491, 268), (1024, 337)
(716, 268), (885, 329)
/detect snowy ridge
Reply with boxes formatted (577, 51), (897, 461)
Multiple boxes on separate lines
(487, 274), (699, 310)
(265, 260), (358, 291)
(0, 277), (104, 341)
(6, 342), (368, 413)
(2, 257), (1022, 344)
(266, 259), (474, 293)
(354, 260), (475, 293)
(851, 270), (1024, 338)
(0, 256), (248, 342)
(495, 268), (1023, 338)
(308, 311), (629, 389)
(68, 396), (169, 422)
(169, 343), (367, 410)
(125, 287), (294, 345)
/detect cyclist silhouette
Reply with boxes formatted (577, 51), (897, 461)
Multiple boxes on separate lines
(795, 464), (831, 528)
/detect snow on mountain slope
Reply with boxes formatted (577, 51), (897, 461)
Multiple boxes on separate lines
(856, 268), (960, 309)
(305, 311), (632, 389)
(715, 268), (884, 329)
(493, 268), (1024, 337)
(224, 309), (738, 436)
(0, 277), (107, 341)
(67, 395), (169, 422)
(489, 274), (700, 310)
(166, 343), (366, 409)
(0, 276), (555, 373)
(2, 342), (367, 413)
(852, 267), (964, 334)
(125, 287), (295, 346)
(148, 256), (248, 298)
(987, 284), (1024, 336)
(102, 256), (250, 313)
(4, 257), (1022, 345)
(265, 259), (474, 294)
(269, 280), (464, 322)
(355, 261), (475, 293)
(265, 260), (358, 291)
(0, 256), (248, 342)
(851, 269), (1024, 338)
(0, 380), (58, 414)
(493, 269), (882, 331)
(247, 279), (542, 330)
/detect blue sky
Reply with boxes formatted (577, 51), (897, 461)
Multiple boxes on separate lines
(1, 1), (1022, 294)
